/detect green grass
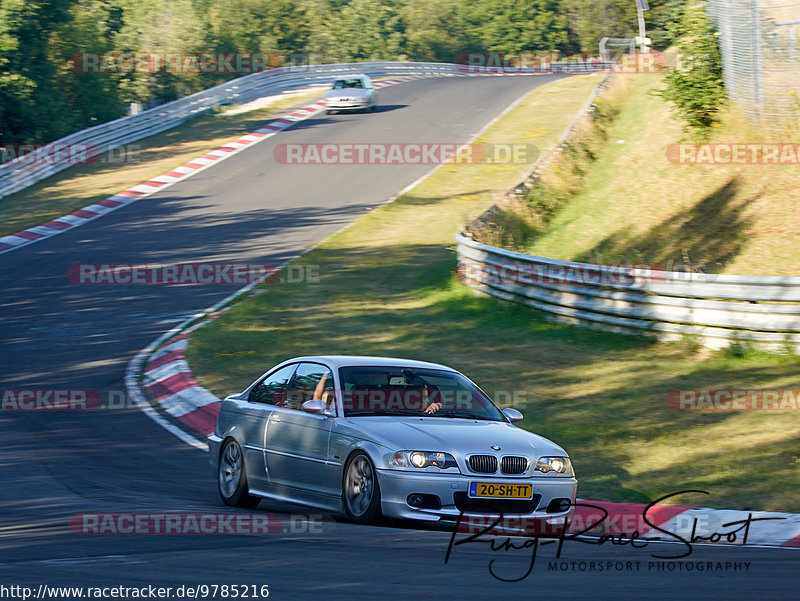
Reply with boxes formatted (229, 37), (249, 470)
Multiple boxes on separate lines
(0, 90), (323, 237)
(186, 73), (800, 512)
(524, 72), (800, 276)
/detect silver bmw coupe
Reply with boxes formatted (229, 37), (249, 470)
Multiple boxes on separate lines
(209, 356), (576, 525)
(324, 74), (379, 114)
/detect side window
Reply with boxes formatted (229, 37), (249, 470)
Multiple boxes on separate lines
(249, 364), (297, 405)
(285, 363), (335, 411)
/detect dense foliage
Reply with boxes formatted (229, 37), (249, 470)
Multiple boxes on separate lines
(661, 1), (726, 136)
(0, 0), (684, 146)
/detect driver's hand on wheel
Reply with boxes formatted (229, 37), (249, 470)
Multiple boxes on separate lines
(424, 402), (442, 414)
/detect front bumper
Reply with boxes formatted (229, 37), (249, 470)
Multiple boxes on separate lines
(377, 468), (577, 524)
(207, 433), (222, 474)
(326, 98), (373, 110)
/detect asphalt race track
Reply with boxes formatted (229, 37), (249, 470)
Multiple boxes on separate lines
(0, 75), (796, 600)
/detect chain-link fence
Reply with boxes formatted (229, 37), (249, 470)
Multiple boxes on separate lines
(707, 0), (800, 125)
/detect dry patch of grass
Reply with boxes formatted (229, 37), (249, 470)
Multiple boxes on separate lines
(525, 72), (800, 276)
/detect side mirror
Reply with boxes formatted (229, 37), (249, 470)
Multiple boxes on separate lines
(302, 399), (331, 415)
(502, 408), (524, 423)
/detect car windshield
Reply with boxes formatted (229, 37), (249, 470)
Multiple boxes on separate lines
(333, 78), (365, 89)
(338, 366), (505, 420)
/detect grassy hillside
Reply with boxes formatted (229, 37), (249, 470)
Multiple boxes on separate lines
(525, 72), (800, 276)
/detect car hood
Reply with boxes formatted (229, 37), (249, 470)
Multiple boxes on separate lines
(346, 416), (568, 458)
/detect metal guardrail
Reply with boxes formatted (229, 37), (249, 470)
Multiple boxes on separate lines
(0, 60), (616, 200)
(0, 60), (617, 200)
(0, 62), (463, 199)
(456, 232), (800, 349)
(458, 65), (800, 350)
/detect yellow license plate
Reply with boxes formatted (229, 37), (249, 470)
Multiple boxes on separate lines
(469, 482), (533, 499)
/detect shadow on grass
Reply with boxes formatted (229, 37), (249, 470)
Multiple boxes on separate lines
(183, 208), (798, 512)
(575, 176), (758, 273)
(189, 238), (657, 376)
(393, 190), (495, 208)
(529, 355), (800, 507)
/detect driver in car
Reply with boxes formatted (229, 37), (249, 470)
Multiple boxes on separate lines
(401, 370), (442, 414)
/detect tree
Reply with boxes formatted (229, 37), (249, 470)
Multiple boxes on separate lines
(402, 0), (474, 62)
(458, 0), (569, 53)
(0, 0), (72, 144)
(303, 0), (348, 63)
(50, 0), (124, 136)
(661, 1), (726, 136)
(336, 0), (403, 61)
(205, 0), (308, 58)
(562, 0), (685, 53)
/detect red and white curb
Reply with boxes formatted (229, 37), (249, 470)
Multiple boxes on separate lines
(0, 74), (435, 257)
(141, 331), (221, 438)
(127, 75), (454, 443)
(137, 327), (800, 548)
(122, 70), (799, 550)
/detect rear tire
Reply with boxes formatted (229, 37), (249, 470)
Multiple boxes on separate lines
(218, 439), (260, 508)
(342, 452), (381, 524)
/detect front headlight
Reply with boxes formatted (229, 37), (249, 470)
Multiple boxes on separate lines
(390, 450), (457, 469)
(535, 456), (573, 475)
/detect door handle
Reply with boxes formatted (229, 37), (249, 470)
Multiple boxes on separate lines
(269, 416), (281, 422)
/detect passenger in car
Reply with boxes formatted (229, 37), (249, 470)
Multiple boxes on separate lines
(312, 371), (334, 409)
(402, 371), (442, 414)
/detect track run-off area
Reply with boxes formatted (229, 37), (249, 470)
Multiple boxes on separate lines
(0, 74), (797, 601)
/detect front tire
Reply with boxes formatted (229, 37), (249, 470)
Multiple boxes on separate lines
(343, 452), (381, 524)
(218, 439), (260, 508)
